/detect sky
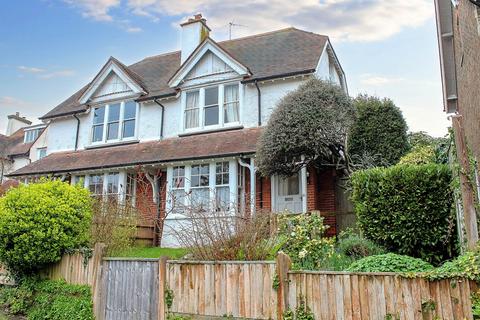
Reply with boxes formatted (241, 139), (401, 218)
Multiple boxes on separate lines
(0, 0), (450, 137)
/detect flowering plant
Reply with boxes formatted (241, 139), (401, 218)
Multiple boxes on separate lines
(277, 212), (336, 270)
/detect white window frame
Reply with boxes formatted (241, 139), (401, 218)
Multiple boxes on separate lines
(73, 171), (129, 202)
(37, 147), (47, 159)
(24, 129), (40, 143)
(182, 82), (241, 133)
(166, 160), (238, 214)
(90, 100), (139, 145)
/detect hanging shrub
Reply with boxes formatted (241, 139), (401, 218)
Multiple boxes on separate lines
(351, 164), (457, 265)
(0, 179), (92, 275)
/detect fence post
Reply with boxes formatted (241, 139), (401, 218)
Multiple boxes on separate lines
(92, 243), (106, 320)
(276, 252), (291, 319)
(158, 256), (168, 320)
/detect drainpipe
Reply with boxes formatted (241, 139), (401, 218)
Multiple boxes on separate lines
(153, 99), (165, 140)
(254, 80), (262, 126)
(73, 114), (80, 150)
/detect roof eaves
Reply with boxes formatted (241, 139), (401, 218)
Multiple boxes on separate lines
(241, 69), (316, 83)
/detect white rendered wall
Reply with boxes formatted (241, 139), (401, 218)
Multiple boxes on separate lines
(29, 127), (48, 162)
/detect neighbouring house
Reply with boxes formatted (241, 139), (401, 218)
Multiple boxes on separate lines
(435, 0), (480, 247)
(7, 14), (348, 246)
(0, 113), (47, 183)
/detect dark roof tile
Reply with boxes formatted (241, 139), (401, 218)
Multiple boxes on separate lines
(41, 28), (327, 119)
(9, 128), (262, 176)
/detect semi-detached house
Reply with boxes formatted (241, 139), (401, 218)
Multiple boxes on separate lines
(8, 14), (348, 246)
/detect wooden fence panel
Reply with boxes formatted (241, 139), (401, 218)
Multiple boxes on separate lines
(101, 258), (159, 320)
(287, 271), (477, 320)
(166, 261), (278, 319)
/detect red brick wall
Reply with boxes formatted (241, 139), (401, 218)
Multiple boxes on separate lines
(453, 1), (480, 163)
(316, 168), (337, 236)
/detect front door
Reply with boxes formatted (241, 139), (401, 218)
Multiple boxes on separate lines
(275, 173), (303, 213)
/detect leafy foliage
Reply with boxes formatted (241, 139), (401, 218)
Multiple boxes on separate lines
(399, 146), (437, 165)
(400, 131), (450, 165)
(283, 299), (314, 320)
(336, 229), (386, 260)
(348, 95), (409, 167)
(346, 253), (434, 273)
(0, 278), (93, 319)
(277, 213), (337, 270)
(0, 179), (92, 275)
(351, 164), (457, 265)
(472, 290), (480, 319)
(256, 78), (355, 177)
(425, 251), (480, 281)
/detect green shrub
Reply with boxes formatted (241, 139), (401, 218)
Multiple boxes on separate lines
(349, 95), (409, 167)
(399, 146), (437, 165)
(336, 229), (386, 260)
(347, 253), (434, 273)
(0, 278), (93, 319)
(351, 164), (456, 265)
(277, 213), (336, 270)
(0, 179), (92, 275)
(425, 251), (480, 281)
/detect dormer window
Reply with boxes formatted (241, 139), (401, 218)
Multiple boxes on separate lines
(183, 83), (240, 132)
(24, 128), (41, 143)
(91, 100), (138, 144)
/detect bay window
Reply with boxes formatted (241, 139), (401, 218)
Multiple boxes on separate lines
(89, 174), (104, 196)
(190, 164), (210, 210)
(183, 83), (240, 131)
(168, 161), (235, 213)
(215, 162), (230, 210)
(91, 100), (137, 144)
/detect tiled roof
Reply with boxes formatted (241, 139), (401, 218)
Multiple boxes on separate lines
(0, 128), (45, 159)
(8, 128), (262, 177)
(41, 28), (328, 119)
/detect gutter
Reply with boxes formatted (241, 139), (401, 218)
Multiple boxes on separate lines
(241, 69), (315, 84)
(73, 114), (81, 150)
(6, 151), (257, 178)
(153, 99), (165, 139)
(254, 80), (262, 126)
(40, 108), (88, 121)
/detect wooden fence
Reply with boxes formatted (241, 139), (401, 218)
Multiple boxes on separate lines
(2, 247), (477, 319)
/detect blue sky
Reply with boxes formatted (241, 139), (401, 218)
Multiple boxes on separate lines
(0, 0), (449, 136)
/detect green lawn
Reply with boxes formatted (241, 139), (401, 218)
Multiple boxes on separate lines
(111, 247), (188, 259)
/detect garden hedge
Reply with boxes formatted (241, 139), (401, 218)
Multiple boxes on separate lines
(351, 164), (456, 265)
(0, 179), (92, 275)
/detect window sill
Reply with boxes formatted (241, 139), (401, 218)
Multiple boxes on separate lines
(85, 139), (140, 150)
(178, 125), (244, 137)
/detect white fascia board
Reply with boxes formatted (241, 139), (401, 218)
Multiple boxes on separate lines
(79, 61), (145, 104)
(169, 38), (250, 88)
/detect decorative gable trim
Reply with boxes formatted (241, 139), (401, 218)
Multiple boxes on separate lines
(168, 38), (250, 88)
(79, 57), (146, 104)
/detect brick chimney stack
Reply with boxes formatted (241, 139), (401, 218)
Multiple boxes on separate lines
(180, 13), (211, 64)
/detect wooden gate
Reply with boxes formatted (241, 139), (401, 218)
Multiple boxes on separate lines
(100, 258), (159, 320)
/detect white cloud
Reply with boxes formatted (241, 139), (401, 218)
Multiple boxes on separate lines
(125, 0), (433, 42)
(126, 26), (143, 33)
(38, 69), (75, 79)
(0, 96), (30, 108)
(63, 0), (120, 21)
(18, 66), (46, 74)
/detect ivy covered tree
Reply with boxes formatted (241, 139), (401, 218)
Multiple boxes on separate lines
(348, 95), (409, 167)
(256, 79), (355, 176)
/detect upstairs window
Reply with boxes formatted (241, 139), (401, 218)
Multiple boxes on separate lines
(224, 84), (239, 123)
(107, 103), (120, 140)
(91, 101), (137, 144)
(24, 128), (41, 143)
(185, 91), (199, 129)
(37, 147), (47, 159)
(204, 87), (219, 126)
(183, 83), (240, 131)
(92, 106), (106, 142)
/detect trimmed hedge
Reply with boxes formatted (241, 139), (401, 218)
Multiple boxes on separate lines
(347, 253), (434, 273)
(0, 180), (92, 275)
(351, 164), (456, 265)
